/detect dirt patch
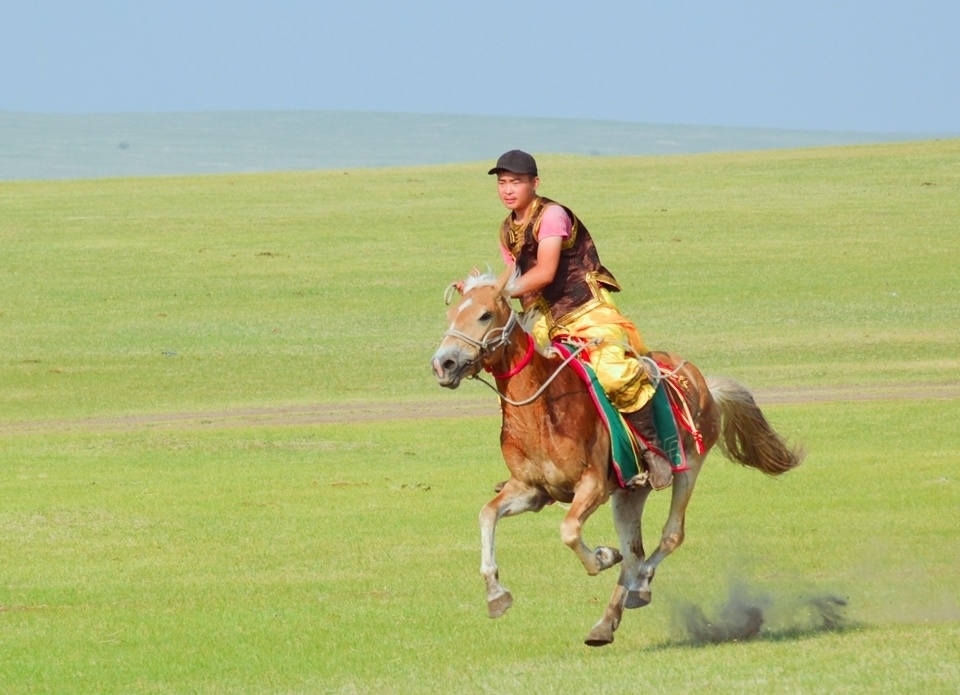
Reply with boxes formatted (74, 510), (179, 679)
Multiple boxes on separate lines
(752, 382), (960, 405)
(0, 400), (496, 435)
(1, 382), (958, 436)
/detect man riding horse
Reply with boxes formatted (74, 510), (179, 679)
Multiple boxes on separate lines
(435, 160), (804, 644)
(484, 149), (674, 489)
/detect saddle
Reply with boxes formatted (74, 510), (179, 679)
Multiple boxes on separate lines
(648, 352), (706, 460)
(553, 343), (702, 488)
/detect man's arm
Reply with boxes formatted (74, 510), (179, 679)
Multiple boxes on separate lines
(506, 235), (561, 297)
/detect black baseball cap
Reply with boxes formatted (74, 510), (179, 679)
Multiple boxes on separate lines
(488, 150), (538, 176)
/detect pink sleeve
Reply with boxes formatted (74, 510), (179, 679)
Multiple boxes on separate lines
(537, 204), (572, 240)
(500, 244), (514, 265)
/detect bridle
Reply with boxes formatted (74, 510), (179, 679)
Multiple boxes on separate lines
(442, 307), (520, 375)
(440, 287), (689, 409)
(442, 302), (600, 407)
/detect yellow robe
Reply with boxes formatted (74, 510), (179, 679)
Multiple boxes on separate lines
(528, 289), (655, 413)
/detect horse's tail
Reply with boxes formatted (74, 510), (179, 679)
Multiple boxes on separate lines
(707, 376), (805, 475)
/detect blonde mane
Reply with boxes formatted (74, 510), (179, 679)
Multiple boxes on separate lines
(460, 265), (522, 295)
(461, 270), (500, 294)
(452, 267), (553, 352)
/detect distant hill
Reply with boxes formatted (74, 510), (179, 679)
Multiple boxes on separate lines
(1, 110), (953, 181)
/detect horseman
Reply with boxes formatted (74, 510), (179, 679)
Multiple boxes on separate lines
(486, 149), (673, 489)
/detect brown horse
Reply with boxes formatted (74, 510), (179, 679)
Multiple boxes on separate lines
(430, 271), (804, 646)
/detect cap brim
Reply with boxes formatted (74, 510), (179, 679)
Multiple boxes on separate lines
(488, 167), (536, 176)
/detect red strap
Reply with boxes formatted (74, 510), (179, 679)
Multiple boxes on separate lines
(487, 333), (535, 379)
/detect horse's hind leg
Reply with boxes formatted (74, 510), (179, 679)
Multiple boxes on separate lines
(479, 483), (551, 618)
(585, 487), (649, 647)
(560, 473), (622, 576)
(631, 461), (701, 606)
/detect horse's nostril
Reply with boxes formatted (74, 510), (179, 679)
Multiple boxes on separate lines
(442, 359), (457, 372)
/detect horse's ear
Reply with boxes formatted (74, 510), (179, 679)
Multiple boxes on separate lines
(495, 265), (518, 298)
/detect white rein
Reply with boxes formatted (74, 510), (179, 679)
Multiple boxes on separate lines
(443, 306), (600, 407)
(471, 337), (599, 406)
(442, 283), (683, 408)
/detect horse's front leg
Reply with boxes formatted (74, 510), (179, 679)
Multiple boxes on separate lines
(560, 472), (622, 576)
(479, 481), (552, 618)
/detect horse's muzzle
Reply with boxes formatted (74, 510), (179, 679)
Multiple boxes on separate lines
(431, 344), (475, 389)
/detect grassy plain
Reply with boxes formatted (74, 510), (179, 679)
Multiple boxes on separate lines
(1, 140), (959, 693)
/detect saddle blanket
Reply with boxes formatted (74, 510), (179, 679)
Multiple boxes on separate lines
(554, 342), (687, 488)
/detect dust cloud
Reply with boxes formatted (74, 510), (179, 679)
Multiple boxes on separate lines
(671, 578), (850, 645)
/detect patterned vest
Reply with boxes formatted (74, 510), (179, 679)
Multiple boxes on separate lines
(499, 197), (621, 328)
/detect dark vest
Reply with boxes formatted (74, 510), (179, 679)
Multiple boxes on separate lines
(499, 197), (621, 328)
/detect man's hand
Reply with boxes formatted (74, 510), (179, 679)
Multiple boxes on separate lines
(506, 236), (561, 297)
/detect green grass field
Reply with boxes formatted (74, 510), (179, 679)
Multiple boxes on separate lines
(2, 140), (959, 693)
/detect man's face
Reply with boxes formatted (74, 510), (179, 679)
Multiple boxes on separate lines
(496, 173), (539, 214)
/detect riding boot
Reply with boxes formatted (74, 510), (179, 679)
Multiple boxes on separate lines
(624, 400), (674, 490)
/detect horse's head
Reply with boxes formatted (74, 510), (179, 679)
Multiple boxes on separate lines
(431, 271), (516, 389)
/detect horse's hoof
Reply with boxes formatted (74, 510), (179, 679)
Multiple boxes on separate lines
(595, 546), (623, 571)
(487, 590), (513, 618)
(626, 589), (651, 609)
(584, 625), (614, 647)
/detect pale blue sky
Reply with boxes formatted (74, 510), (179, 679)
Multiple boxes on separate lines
(2, 1), (957, 133)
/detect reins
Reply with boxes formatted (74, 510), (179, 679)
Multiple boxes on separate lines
(442, 304), (600, 407)
(442, 286), (682, 409)
(469, 336), (686, 409)
(470, 338), (599, 407)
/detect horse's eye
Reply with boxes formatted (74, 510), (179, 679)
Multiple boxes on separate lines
(479, 311), (493, 322)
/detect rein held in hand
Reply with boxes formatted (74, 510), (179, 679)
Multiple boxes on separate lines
(443, 309), (599, 407)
